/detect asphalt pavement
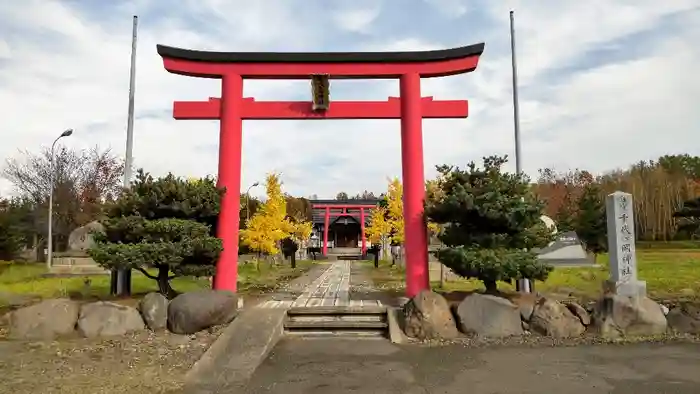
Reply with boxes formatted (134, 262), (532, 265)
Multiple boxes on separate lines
(243, 338), (700, 394)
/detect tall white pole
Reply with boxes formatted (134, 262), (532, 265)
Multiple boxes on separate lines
(114, 15), (138, 296)
(124, 15), (138, 189)
(510, 10), (522, 175)
(511, 10), (531, 294)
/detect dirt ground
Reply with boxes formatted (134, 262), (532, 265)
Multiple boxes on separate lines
(0, 325), (223, 394)
(0, 264), (329, 394)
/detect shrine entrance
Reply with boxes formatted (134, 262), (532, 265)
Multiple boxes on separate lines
(332, 218), (360, 248)
(157, 43), (485, 297)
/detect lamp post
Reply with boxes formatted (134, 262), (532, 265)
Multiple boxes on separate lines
(47, 128), (74, 270)
(245, 182), (260, 222)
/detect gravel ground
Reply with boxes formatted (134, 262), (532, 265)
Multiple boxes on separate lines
(0, 325), (224, 394)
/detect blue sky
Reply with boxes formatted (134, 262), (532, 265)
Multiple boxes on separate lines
(1, 0), (699, 198)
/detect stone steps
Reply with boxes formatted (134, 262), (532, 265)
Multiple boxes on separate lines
(284, 305), (388, 338)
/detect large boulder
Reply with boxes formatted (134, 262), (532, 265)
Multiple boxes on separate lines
(455, 293), (523, 337)
(8, 298), (80, 339)
(77, 301), (145, 338)
(139, 292), (169, 331)
(67, 220), (105, 252)
(402, 290), (459, 340)
(666, 303), (700, 335)
(529, 297), (586, 338)
(591, 295), (667, 338)
(167, 290), (238, 335)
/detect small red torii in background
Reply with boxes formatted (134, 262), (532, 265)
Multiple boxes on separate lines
(156, 43), (485, 298)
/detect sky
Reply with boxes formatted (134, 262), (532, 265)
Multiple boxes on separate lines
(1, 0), (699, 199)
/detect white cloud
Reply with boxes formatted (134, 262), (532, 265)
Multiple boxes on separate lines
(0, 0), (698, 200)
(332, 2), (382, 33)
(421, 0), (469, 18)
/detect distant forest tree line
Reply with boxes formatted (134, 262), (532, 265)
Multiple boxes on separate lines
(1, 146), (699, 261)
(534, 154), (700, 241)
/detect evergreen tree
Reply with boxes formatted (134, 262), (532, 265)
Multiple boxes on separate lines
(554, 202), (576, 232)
(425, 156), (554, 293)
(673, 197), (700, 239)
(89, 170), (223, 298)
(575, 184), (608, 258)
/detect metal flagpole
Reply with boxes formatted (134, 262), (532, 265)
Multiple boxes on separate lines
(112, 15), (138, 296)
(510, 10), (531, 294)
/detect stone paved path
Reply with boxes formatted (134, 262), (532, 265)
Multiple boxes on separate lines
(256, 261), (383, 308)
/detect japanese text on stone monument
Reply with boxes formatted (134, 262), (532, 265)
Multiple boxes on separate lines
(606, 192), (638, 283)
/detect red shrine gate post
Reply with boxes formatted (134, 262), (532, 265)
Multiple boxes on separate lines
(157, 43), (485, 298)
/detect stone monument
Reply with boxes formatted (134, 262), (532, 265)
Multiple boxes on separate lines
(605, 191), (646, 297)
(50, 220), (109, 275)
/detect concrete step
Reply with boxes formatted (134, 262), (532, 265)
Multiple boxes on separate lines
(289, 314), (385, 323)
(284, 305), (389, 338)
(284, 319), (388, 330)
(337, 255), (364, 260)
(287, 306), (386, 315)
(286, 330), (387, 338)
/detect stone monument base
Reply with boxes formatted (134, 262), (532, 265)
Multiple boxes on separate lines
(604, 279), (647, 298)
(48, 254), (110, 276)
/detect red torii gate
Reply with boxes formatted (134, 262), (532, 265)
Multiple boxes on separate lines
(156, 43), (485, 298)
(312, 203), (378, 256)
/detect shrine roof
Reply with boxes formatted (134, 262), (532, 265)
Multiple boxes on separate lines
(156, 43), (484, 64)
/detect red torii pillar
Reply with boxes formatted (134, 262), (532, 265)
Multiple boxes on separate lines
(157, 43), (484, 298)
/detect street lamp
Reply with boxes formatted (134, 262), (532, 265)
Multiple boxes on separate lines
(245, 182), (260, 222)
(47, 128), (74, 270)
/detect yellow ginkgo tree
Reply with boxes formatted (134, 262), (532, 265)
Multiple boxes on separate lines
(385, 178), (404, 244)
(240, 172), (313, 267)
(240, 173), (288, 258)
(364, 176), (444, 266)
(365, 205), (392, 264)
(286, 218), (313, 268)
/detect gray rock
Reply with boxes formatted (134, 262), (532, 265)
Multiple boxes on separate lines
(139, 292), (169, 331)
(9, 298), (80, 339)
(666, 303), (700, 334)
(402, 290), (458, 340)
(591, 295), (668, 338)
(530, 297), (586, 338)
(455, 293), (523, 337)
(167, 290), (238, 335)
(67, 221), (105, 252)
(565, 302), (591, 326)
(0, 292), (40, 309)
(77, 301), (145, 338)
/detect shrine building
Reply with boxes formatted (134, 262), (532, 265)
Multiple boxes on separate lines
(309, 199), (382, 256)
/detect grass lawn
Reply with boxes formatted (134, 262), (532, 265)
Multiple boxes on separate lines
(0, 259), (315, 308)
(362, 249), (700, 301)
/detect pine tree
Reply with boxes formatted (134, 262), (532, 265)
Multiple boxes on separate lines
(425, 156), (554, 293)
(555, 204), (576, 232)
(575, 184), (607, 259)
(89, 170), (223, 298)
